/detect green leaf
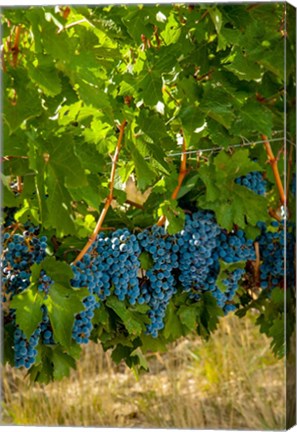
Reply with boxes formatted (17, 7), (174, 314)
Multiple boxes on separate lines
(106, 296), (143, 336)
(139, 251), (154, 271)
(10, 287), (44, 340)
(196, 293), (224, 339)
(51, 346), (77, 380)
(178, 105), (205, 146)
(224, 52), (262, 81)
(138, 68), (163, 107)
(164, 302), (183, 340)
(209, 7), (222, 34)
(198, 150), (269, 230)
(231, 101), (273, 136)
(28, 60), (62, 97)
(127, 139), (157, 190)
(160, 12), (181, 45)
(44, 283), (88, 349)
(111, 344), (132, 364)
(130, 347), (149, 370)
(216, 260), (246, 293)
(158, 200), (185, 235)
(178, 305), (197, 331)
(4, 73), (42, 132)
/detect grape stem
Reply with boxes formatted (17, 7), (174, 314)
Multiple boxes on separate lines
(73, 119), (127, 264)
(16, 176), (23, 194)
(253, 241), (260, 285)
(12, 26), (21, 68)
(157, 131), (187, 227)
(261, 134), (286, 205)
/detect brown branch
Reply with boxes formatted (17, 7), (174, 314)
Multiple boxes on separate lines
(16, 176), (22, 194)
(261, 134), (286, 206)
(12, 26), (21, 68)
(157, 133), (187, 227)
(268, 207), (282, 222)
(247, 3), (262, 12)
(162, 86), (180, 106)
(1, 155), (28, 162)
(73, 120), (127, 264)
(197, 10), (209, 23)
(125, 199), (144, 210)
(253, 242), (260, 285)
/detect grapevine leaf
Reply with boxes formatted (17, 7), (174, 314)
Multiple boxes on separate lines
(178, 305), (197, 331)
(196, 293), (224, 339)
(139, 251), (154, 271)
(138, 68), (163, 107)
(164, 302), (184, 340)
(216, 260), (246, 293)
(41, 256), (74, 286)
(209, 7), (222, 34)
(224, 52), (262, 81)
(231, 101), (273, 136)
(28, 61), (62, 97)
(158, 200), (185, 235)
(51, 346), (77, 380)
(106, 296), (143, 335)
(44, 283), (88, 349)
(10, 287), (44, 340)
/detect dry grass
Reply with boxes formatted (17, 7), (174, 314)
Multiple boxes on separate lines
(1, 313), (285, 429)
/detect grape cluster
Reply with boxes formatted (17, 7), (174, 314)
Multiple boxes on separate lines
(14, 327), (40, 369)
(37, 270), (54, 297)
(212, 268), (245, 314)
(2, 229), (47, 300)
(72, 295), (97, 344)
(235, 171), (267, 195)
(257, 221), (295, 290)
(215, 230), (256, 263)
(71, 228), (141, 304)
(37, 305), (55, 345)
(137, 226), (178, 337)
(177, 211), (221, 300)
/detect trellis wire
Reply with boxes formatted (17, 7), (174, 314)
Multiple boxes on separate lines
(166, 136), (294, 158)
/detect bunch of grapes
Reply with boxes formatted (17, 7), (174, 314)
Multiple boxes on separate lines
(2, 228), (47, 300)
(235, 171), (267, 195)
(37, 270), (54, 298)
(257, 221), (295, 289)
(137, 225), (179, 337)
(215, 230), (256, 264)
(177, 211), (221, 300)
(39, 306), (55, 345)
(71, 228), (141, 305)
(72, 295), (97, 344)
(14, 327), (40, 369)
(212, 268), (245, 314)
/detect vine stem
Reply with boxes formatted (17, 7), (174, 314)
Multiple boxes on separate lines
(253, 241), (260, 285)
(73, 120), (127, 264)
(157, 132), (187, 227)
(261, 134), (286, 205)
(16, 176), (23, 194)
(12, 25), (21, 68)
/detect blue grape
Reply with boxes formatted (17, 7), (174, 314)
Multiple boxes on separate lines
(177, 211), (221, 299)
(235, 171), (267, 195)
(137, 225), (178, 337)
(14, 326), (40, 369)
